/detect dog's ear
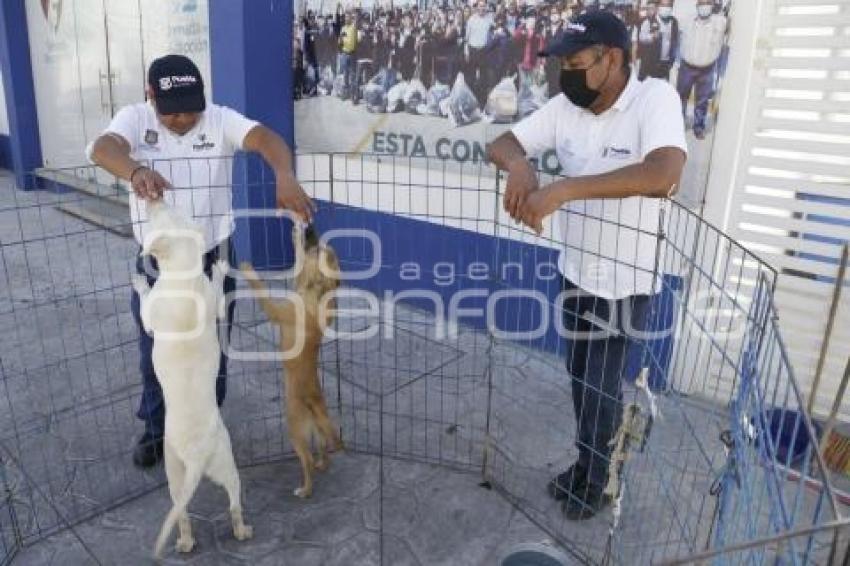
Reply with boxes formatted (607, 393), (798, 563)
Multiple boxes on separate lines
(141, 232), (168, 260)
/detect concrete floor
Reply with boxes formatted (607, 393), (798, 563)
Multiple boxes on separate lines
(9, 455), (563, 566)
(0, 171), (844, 565)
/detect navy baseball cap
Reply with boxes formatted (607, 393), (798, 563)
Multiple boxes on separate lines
(148, 54), (206, 115)
(539, 11), (631, 58)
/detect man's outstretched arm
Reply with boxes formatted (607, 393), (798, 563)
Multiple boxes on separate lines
(243, 125), (316, 222)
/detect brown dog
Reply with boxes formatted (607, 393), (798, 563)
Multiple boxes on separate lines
(241, 223), (343, 498)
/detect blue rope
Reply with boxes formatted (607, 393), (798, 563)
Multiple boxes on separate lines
(711, 345), (765, 566)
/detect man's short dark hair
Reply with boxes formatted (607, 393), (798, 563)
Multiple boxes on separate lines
(592, 44), (631, 71)
(621, 47), (631, 69)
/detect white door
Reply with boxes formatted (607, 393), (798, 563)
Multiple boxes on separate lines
(725, 0), (850, 419)
(26, 0), (108, 168)
(28, 0), (212, 170)
(103, 0), (146, 114)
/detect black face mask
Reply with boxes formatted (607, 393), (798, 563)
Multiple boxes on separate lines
(560, 51), (613, 109)
(559, 68), (601, 108)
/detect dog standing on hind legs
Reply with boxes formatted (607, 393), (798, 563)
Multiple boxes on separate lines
(132, 200), (252, 557)
(241, 222), (344, 499)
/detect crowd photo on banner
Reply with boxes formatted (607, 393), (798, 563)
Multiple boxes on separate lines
(293, 0), (730, 136)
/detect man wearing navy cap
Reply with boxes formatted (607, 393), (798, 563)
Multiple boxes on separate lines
(88, 54), (314, 468)
(487, 11), (686, 520)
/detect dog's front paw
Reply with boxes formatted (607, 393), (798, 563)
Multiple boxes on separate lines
(239, 262), (259, 281)
(233, 523), (253, 541)
(175, 535), (196, 554)
(131, 274), (150, 295)
(294, 486), (312, 499)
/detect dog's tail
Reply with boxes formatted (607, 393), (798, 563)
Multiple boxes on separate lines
(154, 465), (203, 558)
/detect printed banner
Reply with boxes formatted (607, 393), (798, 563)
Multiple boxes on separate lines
(294, 0), (733, 208)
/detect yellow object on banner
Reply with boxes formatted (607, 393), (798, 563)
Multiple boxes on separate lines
(339, 23), (357, 54)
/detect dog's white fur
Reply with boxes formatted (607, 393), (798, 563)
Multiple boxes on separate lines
(132, 201), (252, 558)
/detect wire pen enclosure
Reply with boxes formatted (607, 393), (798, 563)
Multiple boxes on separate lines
(0, 153), (846, 565)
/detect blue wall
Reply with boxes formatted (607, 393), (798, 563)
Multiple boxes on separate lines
(209, 0), (294, 270)
(0, 0), (42, 188)
(270, 200), (681, 391)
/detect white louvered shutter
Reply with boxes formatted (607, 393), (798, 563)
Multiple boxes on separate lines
(727, 0), (850, 418)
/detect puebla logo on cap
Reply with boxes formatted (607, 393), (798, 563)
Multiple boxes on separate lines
(170, 75), (198, 87)
(566, 22), (587, 34)
(159, 75), (197, 91)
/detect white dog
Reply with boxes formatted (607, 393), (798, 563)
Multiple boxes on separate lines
(132, 200), (252, 558)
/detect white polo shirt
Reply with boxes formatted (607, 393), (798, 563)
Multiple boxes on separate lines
(680, 15), (727, 68)
(639, 17), (676, 62)
(512, 74), (687, 300)
(86, 102), (259, 251)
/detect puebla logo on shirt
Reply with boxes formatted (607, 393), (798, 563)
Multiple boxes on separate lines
(192, 133), (215, 151)
(144, 129), (159, 145)
(602, 146), (632, 159)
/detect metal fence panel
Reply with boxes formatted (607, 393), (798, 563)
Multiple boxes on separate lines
(0, 153), (840, 564)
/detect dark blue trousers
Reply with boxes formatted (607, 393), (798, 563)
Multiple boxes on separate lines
(130, 240), (237, 441)
(561, 277), (652, 488)
(677, 61), (717, 133)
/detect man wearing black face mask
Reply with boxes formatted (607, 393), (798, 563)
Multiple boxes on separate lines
(486, 11), (686, 521)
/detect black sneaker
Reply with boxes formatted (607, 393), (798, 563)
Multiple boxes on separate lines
(133, 435), (164, 468)
(547, 463), (588, 502)
(562, 483), (612, 521)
